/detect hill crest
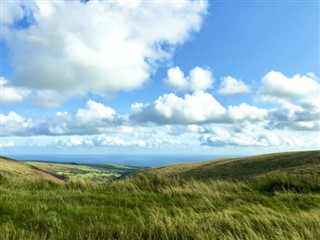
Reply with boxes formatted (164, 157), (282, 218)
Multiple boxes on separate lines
(139, 150), (320, 180)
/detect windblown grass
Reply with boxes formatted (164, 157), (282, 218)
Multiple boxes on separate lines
(1, 172), (320, 239)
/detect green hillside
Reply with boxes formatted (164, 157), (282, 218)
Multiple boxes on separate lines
(0, 157), (64, 184)
(140, 150), (320, 181)
(1, 151), (320, 239)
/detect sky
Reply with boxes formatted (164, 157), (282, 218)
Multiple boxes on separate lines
(0, 0), (319, 157)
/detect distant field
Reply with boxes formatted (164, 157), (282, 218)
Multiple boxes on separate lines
(26, 161), (144, 182)
(1, 151), (320, 239)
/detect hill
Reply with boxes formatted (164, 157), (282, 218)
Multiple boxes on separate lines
(139, 150), (320, 180)
(0, 156), (64, 184)
(1, 151), (320, 239)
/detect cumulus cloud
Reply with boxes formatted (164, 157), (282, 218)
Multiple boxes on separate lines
(46, 100), (124, 135)
(227, 103), (268, 123)
(0, 77), (31, 104)
(0, 112), (34, 136)
(0, 100), (123, 136)
(267, 103), (320, 131)
(1, 82), (318, 152)
(131, 91), (226, 124)
(3, 0), (208, 104)
(200, 126), (290, 147)
(217, 76), (250, 95)
(199, 116), (320, 148)
(165, 66), (213, 91)
(260, 71), (320, 102)
(258, 71), (320, 131)
(131, 91), (271, 125)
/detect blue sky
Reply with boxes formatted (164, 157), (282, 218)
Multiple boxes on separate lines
(1, 0), (319, 157)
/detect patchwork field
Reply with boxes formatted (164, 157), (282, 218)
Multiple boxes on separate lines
(26, 161), (144, 182)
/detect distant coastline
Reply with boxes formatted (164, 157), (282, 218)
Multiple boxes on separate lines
(7, 154), (238, 167)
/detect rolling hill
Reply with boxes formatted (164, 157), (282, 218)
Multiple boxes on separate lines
(0, 156), (64, 184)
(1, 151), (320, 239)
(138, 150), (320, 180)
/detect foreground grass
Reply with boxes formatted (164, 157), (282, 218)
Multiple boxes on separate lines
(1, 173), (320, 240)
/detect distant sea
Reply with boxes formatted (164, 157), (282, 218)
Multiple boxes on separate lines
(9, 154), (239, 167)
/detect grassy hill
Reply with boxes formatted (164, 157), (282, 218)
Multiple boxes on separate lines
(1, 151), (320, 239)
(140, 150), (320, 181)
(0, 156), (64, 184)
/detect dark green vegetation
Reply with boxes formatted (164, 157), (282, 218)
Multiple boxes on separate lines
(1, 151), (320, 239)
(26, 161), (143, 182)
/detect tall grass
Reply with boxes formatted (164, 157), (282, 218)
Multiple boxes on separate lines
(1, 173), (320, 239)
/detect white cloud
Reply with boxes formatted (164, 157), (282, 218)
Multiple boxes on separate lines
(0, 111), (34, 136)
(165, 124), (206, 136)
(0, 100), (123, 136)
(131, 91), (271, 125)
(165, 67), (188, 91)
(165, 66), (213, 91)
(54, 136), (93, 147)
(3, 0), (208, 104)
(32, 90), (68, 108)
(200, 127), (280, 147)
(25, 140), (50, 148)
(93, 135), (127, 147)
(227, 103), (268, 123)
(51, 133), (182, 149)
(217, 76), (250, 95)
(0, 141), (16, 148)
(92, 134), (149, 147)
(267, 103), (320, 131)
(260, 71), (320, 102)
(1, 83), (318, 153)
(131, 91), (226, 124)
(75, 100), (116, 124)
(258, 71), (320, 132)
(199, 125), (312, 147)
(46, 100), (124, 135)
(0, 1), (24, 25)
(0, 77), (31, 104)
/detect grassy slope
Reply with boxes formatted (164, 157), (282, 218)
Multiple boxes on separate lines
(0, 157), (64, 184)
(141, 150), (320, 180)
(1, 151), (320, 239)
